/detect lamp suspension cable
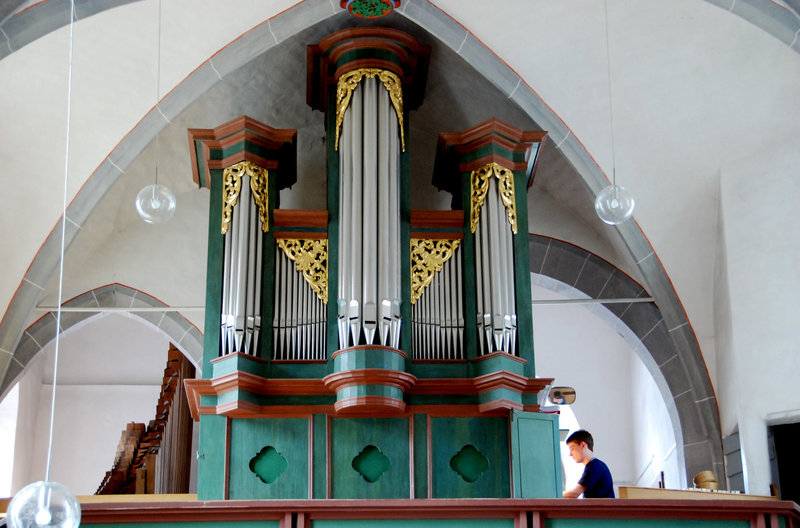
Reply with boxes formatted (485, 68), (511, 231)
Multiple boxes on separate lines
(135, 0), (176, 224)
(604, 0), (616, 188)
(594, 0), (635, 225)
(7, 1), (82, 526)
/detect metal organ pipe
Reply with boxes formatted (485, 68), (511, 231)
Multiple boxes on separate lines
(220, 165), (266, 357)
(473, 169), (518, 356)
(337, 77), (402, 350)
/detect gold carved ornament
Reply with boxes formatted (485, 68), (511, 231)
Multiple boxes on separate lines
(335, 68), (405, 152)
(276, 239), (329, 304)
(469, 162), (517, 234)
(221, 161), (270, 235)
(410, 238), (461, 304)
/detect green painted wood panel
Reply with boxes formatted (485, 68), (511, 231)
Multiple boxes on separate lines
(330, 417), (410, 499)
(228, 418), (309, 499)
(313, 519), (512, 528)
(510, 411), (561, 498)
(197, 415), (227, 500)
(548, 520), (750, 528)
(431, 417), (510, 498)
(313, 414), (328, 499)
(202, 170), (225, 378)
(413, 413), (428, 498)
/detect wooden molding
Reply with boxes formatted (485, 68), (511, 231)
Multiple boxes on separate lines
(78, 497), (800, 525)
(323, 368), (417, 393)
(334, 396), (407, 414)
(331, 345), (408, 360)
(273, 209), (328, 229)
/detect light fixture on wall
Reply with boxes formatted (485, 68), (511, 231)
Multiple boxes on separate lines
(135, 0), (176, 224)
(7, 2), (81, 527)
(594, 0), (635, 225)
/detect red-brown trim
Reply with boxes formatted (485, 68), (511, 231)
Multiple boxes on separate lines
(78, 498), (800, 525)
(273, 209), (328, 229)
(323, 369), (417, 393)
(515, 511), (526, 528)
(273, 232), (328, 241)
(187, 116), (296, 188)
(472, 351), (528, 364)
(186, 371), (552, 420)
(409, 231), (463, 240)
(281, 512), (292, 528)
(331, 344), (408, 360)
(478, 398), (524, 413)
(334, 396), (407, 414)
(410, 210), (464, 229)
(210, 352), (269, 365)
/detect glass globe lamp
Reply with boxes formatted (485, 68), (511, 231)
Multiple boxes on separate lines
(135, 184), (176, 223)
(594, 184), (635, 225)
(7, 481), (81, 528)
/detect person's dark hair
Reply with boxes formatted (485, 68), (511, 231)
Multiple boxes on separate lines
(566, 429), (594, 451)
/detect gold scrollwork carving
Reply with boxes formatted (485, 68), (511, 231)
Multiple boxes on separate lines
(335, 68), (405, 152)
(277, 238), (329, 304)
(221, 161), (270, 235)
(469, 162), (517, 234)
(410, 238), (461, 304)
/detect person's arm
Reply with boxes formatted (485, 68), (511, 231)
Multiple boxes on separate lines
(563, 483), (586, 498)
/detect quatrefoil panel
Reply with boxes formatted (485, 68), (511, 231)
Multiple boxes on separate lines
(450, 444), (489, 483)
(249, 446), (288, 484)
(352, 445), (391, 483)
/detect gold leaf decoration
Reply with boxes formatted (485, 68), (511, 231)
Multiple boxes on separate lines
(221, 161), (270, 234)
(410, 238), (461, 304)
(277, 239), (329, 304)
(469, 162), (517, 234)
(335, 68), (405, 152)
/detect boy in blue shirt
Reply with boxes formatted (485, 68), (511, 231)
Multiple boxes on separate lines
(563, 429), (615, 498)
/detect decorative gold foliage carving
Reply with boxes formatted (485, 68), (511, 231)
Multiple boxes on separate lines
(469, 162), (517, 234)
(221, 161), (270, 234)
(335, 68), (405, 152)
(410, 238), (461, 304)
(277, 239), (329, 304)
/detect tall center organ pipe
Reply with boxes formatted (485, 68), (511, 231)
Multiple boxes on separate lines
(220, 162), (266, 356)
(337, 77), (402, 349)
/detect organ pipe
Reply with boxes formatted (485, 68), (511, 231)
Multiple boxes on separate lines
(336, 76), (402, 350)
(220, 161), (268, 357)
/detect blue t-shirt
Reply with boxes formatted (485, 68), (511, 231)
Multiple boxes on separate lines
(579, 458), (615, 498)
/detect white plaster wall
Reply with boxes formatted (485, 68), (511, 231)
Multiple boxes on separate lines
(533, 283), (632, 488)
(0, 384), (18, 496)
(717, 138), (800, 495)
(10, 313), (172, 495)
(630, 357), (681, 489)
(532, 280), (681, 493)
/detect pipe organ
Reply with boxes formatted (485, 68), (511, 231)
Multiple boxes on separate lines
(186, 27), (561, 503)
